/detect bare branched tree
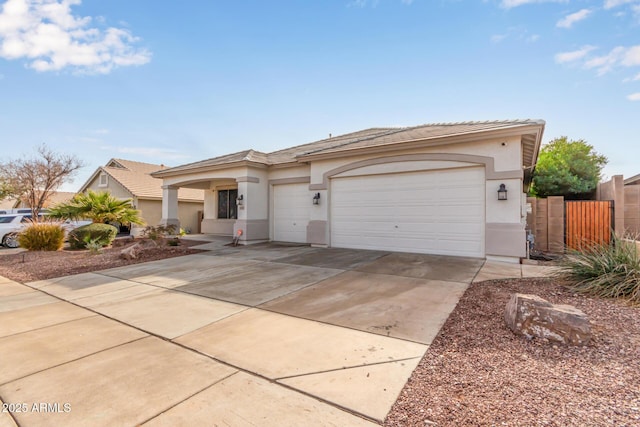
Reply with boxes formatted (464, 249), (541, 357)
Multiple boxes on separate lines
(0, 145), (84, 217)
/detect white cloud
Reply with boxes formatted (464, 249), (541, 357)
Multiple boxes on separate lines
(0, 0), (151, 74)
(100, 146), (190, 160)
(604, 0), (638, 10)
(627, 92), (640, 101)
(621, 45), (640, 66)
(501, 0), (567, 9)
(491, 34), (507, 43)
(582, 45), (640, 74)
(554, 45), (597, 63)
(93, 128), (109, 135)
(557, 9), (592, 28)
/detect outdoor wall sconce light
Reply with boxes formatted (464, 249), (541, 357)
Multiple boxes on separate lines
(312, 193), (321, 205)
(497, 183), (508, 201)
(237, 194), (244, 206)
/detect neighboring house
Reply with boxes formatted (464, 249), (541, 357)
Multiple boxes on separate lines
(12, 191), (76, 209)
(79, 159), (204, 235)
(0, 198), (18, 212)
(151, 120), (545, 263)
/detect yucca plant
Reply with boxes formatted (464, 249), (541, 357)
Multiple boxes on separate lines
(17, 219), (66, 251)
(556, 234), (640, 304)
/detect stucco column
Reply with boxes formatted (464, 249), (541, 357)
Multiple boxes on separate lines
(203, 190), (216, 219)
(234, 175), (268, 242)
(160, 185), (180, 229)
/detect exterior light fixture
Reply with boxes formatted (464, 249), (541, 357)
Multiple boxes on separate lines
(497, 184), (508, 201)
(312, 193), (321, 205)
(237, 194), (244, 206)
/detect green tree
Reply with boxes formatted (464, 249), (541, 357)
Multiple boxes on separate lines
(0, 145), (84, 216)
(531, 137), (608, 199)
(49, 190), (145, 226)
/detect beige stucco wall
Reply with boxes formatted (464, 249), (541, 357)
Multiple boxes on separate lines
(136, 199), (203, 235)
(136, 199), (162, 230)
(85, 173), (133, 199)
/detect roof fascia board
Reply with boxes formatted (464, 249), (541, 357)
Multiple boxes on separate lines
(77, 167), (104, 193)
(268, 161), (308, 170)
(151, 160), (268, 178)
(296, 124), (545, 163)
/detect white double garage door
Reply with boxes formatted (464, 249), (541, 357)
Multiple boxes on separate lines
(273, 167), (485, 258)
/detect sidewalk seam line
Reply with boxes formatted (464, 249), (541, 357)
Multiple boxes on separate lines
(0, 313), (98, 340)
(0, 336), (147, 387)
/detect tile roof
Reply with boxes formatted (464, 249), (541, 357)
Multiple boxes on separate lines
(87, 159), (204, 202)
(300, 120), (545, 158)
(624, 174), (640, 185)
(153, 120), (544, 176)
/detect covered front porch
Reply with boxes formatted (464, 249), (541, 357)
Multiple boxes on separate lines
(158, 166), (269, 244)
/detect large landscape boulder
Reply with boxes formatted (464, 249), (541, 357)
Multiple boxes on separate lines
(119, 242), (144, 260)
(504, 293), (591, 346)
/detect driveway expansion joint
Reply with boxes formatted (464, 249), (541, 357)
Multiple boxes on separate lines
(137, 370), (241, 426)
(273, 356), (424, 381)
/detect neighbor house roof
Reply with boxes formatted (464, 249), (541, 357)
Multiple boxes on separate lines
(12, 191), (77, 208)
(79, 159), (204, 202)
(152, 120), (545, 178)
(624, 174), (640, 186)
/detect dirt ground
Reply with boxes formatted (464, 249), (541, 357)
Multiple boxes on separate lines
(384, 277), (640, 427)
(0, 238), (207, 282)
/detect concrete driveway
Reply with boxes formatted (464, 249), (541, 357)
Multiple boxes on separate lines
(0, 239), (486, 426)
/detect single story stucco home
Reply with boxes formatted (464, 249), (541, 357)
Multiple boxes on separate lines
(151, 120), (545, 263)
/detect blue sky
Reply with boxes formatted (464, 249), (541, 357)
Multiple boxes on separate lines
(0, 0), (639, 191)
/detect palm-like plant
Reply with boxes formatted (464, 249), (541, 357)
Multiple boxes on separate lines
(49, 190), (145, 226)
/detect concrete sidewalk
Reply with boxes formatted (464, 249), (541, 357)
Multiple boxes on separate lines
(0, 248), (554, 426)
(473, 260), (558, 283)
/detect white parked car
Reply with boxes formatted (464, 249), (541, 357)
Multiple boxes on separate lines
(0, 214), (91, 248)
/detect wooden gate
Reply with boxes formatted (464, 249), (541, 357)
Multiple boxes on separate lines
(565, 200), (614, 250)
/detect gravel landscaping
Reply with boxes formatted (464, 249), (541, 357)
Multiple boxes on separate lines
(384, 277), (640, 427)
(0, 238), (206, 282)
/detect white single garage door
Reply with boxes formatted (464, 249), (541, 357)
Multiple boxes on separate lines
(273, 183), (310, 243)
(331, 167), (485, 257)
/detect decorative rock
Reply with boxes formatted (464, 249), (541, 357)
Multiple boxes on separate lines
(504, 293), (591, 346)
(120, 243), (143, 260)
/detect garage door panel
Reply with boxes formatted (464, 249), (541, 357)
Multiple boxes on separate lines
(273, 184), (310, 243)
(330, 168), (485, 257)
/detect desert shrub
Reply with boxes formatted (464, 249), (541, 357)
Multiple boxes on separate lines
(84, 238), (104, 254)
(141, 224), (177, 241)
(167, 238), (180, 246)
(556, 235), (640, 304)
(68, 223), (118, 249)
(17, 220), (66, 251)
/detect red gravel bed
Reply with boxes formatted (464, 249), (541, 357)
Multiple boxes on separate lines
(384, 278), (640, 427)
